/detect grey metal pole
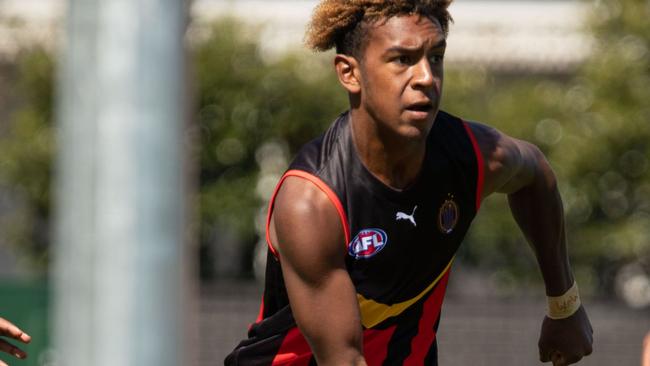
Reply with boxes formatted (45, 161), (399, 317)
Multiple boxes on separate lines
(53, 0), (188, 365)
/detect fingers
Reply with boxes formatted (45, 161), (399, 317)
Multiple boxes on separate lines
(540, 348), (551, 362)
(0, 318), (31, 344)
(0, 318), (30, 361)
(551, 351), (566, 366)
(551, 352), (579, 366)
(0, 339), (27, 360)
(542, 349), (585, 365)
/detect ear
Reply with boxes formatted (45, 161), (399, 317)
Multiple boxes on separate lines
(334, 54), (362, 94)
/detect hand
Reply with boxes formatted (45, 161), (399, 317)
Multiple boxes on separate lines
(0, 317), (31, 365)
(538, 305), (593, 365)
(642, 332), (650, 366)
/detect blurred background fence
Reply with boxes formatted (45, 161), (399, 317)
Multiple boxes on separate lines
(0, 0), (649, 365)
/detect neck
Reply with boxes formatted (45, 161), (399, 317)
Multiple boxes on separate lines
(349, 109), (427, 190)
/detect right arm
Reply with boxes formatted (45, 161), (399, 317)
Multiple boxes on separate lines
(269, 176), (366, 366)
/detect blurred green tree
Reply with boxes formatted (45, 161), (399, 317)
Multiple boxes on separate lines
(194, 19), (346, 277)
(442, 0), (650, 296)
(0, 46), (54, 274)
(554, 0), (650, 295)
(2, 1), (647, 293)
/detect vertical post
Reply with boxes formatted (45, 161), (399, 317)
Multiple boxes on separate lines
(53, 0), (188, 365)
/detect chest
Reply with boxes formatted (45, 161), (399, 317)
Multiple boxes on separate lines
(342, 164), (476, 302)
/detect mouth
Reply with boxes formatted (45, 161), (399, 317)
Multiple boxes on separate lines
(407, 104), (432, 112)
(404, 101), (434, 115)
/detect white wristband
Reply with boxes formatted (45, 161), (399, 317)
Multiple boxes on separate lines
(546, 281), (581, 320)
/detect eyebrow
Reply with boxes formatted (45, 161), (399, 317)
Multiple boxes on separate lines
(384, 39), (447, 54)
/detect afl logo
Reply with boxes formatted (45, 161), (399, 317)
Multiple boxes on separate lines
(438, 199), (459, 234)
(348, 229), (388, 259)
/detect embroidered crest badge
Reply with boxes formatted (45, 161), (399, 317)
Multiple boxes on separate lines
(438, 197), (459, 234)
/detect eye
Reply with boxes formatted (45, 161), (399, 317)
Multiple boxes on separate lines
(395, 55), (413, 65)
(429, 54), (444, 64)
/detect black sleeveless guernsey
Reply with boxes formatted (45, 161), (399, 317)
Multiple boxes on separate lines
(225, 110), (485, 366)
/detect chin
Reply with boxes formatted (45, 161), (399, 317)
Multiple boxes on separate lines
(397, 124), (430, 141)
(400, 117), (434, 137)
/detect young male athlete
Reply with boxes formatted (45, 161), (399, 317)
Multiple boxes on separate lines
(226, 1), (593, 365)
(0, 316), (31, 364)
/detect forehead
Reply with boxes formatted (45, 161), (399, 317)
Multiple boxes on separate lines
(366, 14), (445, 51)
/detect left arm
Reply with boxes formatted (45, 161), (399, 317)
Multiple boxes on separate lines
(0, 317), (31, 363)
(468, 121), (593, 365)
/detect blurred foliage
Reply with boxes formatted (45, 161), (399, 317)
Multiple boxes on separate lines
(562, 0), (650, 293)
(1, 0), (647, 292)
(0, 46), (54, 275)
(445, 0), (650, 295)
(194, 19), (346, 277)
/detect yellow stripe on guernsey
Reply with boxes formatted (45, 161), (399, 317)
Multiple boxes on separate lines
(357, 257), (455, 329)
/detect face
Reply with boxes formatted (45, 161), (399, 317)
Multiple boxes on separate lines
(357, 15), (446, 140)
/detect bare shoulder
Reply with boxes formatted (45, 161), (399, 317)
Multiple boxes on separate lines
(270, 175), (347, 282)
(465, 121), (543, 196)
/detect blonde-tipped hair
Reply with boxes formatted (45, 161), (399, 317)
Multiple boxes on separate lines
(305, 0), (453, 57)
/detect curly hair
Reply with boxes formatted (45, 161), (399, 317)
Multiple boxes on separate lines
(305, 0), (453, 58)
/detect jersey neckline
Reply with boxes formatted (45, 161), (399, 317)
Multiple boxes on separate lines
(342, 111), (433, 204)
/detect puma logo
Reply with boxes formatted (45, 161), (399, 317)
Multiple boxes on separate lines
(396, 206), (417, 227)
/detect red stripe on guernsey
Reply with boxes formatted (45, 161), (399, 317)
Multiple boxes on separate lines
(265, 169), (351, 258)
(271, 327), (312, 365)
(403, 270), (451, 366)
(271, 324), (397, 365)
(364, 325), (397, 365)
(462, 121), (485, 211)
(254, 294), (265, 323)
(248, 294), (264, 331)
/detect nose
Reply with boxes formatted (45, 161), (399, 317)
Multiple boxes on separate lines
(412, 58), (435, 91)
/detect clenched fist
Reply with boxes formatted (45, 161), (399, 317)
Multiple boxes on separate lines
(538, 305), (593, 365)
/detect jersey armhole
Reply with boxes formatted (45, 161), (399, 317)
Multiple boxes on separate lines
(461, 121), (485, 211)
(265, 169), (351, 258)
